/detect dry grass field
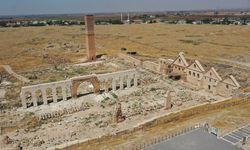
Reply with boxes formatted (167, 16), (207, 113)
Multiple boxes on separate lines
(0, 24), (250, 71)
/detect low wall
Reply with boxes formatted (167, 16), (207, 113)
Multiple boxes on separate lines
(50, 96), (249, 150)
(118, 53), (142, 66)
(142, 61), (160, 73)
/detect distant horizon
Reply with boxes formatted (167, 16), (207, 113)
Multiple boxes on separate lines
(0, 7), (250, 17)
(1, 0), (250, 16)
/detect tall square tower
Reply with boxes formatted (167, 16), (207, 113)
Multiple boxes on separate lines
(85, 15), (96, 61)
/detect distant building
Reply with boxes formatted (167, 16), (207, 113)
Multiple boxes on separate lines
(192, 20), (203, 25)
(132, 19), (144, 24)
(177, 20), (187, 24)
(32, 21), (38, 25)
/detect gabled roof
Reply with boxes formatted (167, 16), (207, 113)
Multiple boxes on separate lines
(223, 75), (240, 88)
(179, 52), (189, 67)
(204, 67), (222, 81)
(172, 52), (189, 67)
(230, 75), (240, 88)
(194, 60), (205, 72)
(187, 60), (205, 72)
(211, 67), (222, 81)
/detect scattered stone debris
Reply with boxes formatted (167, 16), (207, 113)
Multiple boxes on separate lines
(3, 135), (12, 144)
(39, 102), (90, 120)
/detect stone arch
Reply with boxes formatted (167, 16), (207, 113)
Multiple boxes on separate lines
(71, 75), (100, 98)
(35, 89), (43, 105)
(56, 86), (63, 101)
(46, 88), (53, 103)
(131, 74), (136, 86)
(65, 86), (71, 99)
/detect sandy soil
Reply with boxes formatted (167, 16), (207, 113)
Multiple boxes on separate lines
(0, 24), (250, 71)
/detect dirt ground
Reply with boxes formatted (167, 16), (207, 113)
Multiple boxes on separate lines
(0, 24), (250, 150)
(0, 67), (225, 150)
(0, 24), (250, 71)
(62, 99), (250, 150)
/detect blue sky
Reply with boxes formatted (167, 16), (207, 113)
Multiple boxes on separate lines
(0, 0), (250, 16)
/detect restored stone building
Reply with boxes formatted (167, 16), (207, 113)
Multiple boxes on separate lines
(216, 75), (240, 97)
(186, 60), (205, 86)
(171, 52), (189, 75)
(201, 67), (222, 94)
(157, 52), (240, 98)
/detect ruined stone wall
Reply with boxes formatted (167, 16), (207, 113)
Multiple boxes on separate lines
(172, 64), (186, 75)
(20, 69), (139, 108)
(142, 61), (161, 73)
(118, 53), (142, 66)
(20, 80), (72, 108)
(158, 58), (173, 75)
(97, 69), (139, 92)
(50, 96), (249, 150)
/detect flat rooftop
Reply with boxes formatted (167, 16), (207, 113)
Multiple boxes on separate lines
(144, 129), (241, 150)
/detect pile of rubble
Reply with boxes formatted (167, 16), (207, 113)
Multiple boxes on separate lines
(39, 102), (90, 120)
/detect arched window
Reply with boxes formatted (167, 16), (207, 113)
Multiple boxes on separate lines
(194, 64), (196, 68)
(197, 73), (200, 78)
(226, 84), (229, 89)
(193, 72), (196, 77)
(209, 78), (212, 82)
(189, 71), (191, 75)
(179, 58), (181, 63)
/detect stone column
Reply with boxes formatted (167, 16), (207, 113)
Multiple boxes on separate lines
(127, 76), (131, 88)
(52, 88), (58, 103)
(164, 91), (172, 110)
(41, 89), (48, 105)
(112, 78), (117, 91)
(31, 92), (38, 107)
(66, 86), (72, 98)
(62, 87), (67, 101)
(119, 77), (124, 90)
(20, 93), (27, 108)
(134, 75), (138, 87)
(104, 80), (109, 93)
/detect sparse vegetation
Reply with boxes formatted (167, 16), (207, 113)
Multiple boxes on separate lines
(0, 24), (249, 71)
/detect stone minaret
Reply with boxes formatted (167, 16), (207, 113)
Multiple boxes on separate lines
(84, 15), (96, 61)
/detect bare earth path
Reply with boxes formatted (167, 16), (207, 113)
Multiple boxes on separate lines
(1, 65), (30, 83)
